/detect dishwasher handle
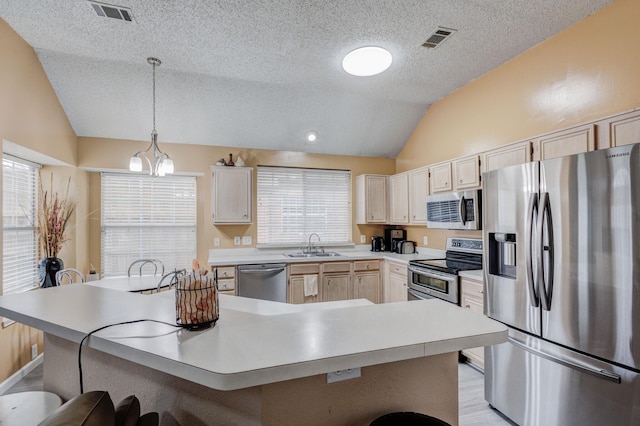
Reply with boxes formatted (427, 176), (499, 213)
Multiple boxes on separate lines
(239, 267), (285, 274)
(237, 264), (287, 274)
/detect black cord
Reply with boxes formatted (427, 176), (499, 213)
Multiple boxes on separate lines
(78, 319), (180, 394)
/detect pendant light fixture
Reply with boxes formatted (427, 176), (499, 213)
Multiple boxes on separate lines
(129, 57), (174, 176)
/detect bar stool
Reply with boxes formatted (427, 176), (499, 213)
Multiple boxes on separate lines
(0, 391), (62, 425)
(370, 412), (451, 426)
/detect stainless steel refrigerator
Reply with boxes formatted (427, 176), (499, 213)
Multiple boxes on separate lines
(483, 143), (640, 426)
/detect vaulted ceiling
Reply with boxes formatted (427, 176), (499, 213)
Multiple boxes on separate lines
(1, 0), (613, 157)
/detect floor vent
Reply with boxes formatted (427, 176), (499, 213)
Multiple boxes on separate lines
(88, 1), (134, 22)
(422, 27), (457, 49)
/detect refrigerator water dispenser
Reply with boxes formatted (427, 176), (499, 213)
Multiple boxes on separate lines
(488, 232), (517, 279)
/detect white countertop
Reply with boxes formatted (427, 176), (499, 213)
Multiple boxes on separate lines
(86, 275), (165, 293)
(0, 285), (506, 391)
(207, 246), (446, 266)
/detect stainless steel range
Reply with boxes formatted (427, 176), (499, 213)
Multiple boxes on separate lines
(407, 237), (482, 304)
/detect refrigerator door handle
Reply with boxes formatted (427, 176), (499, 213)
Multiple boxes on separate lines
(507, 336), (622, 384)
(526, 192), (540, 307)
(538, 192), (554, 311)
(459, 196), (467, 225)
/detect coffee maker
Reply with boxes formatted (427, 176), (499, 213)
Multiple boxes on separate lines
(371, 236), (385, 252)
(384, 229), (406, 252)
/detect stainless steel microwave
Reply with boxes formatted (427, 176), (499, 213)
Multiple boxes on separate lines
(426, 190), (482, 230)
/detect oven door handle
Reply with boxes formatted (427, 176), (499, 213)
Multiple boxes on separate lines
(408, 266), (457, 283)
(408, 288), (431, 300)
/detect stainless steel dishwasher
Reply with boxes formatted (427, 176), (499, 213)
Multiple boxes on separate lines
(237, 263), (287, 303)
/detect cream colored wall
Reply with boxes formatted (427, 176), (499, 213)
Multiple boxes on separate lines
(39, 166), (91, 273)
(397, 0), (640, 248)
(0, 19), (78, 384)
(0, 19), (76, 165)
(79, 137), (395, 272)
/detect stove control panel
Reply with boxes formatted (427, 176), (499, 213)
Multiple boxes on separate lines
(447, 238), (483, 254)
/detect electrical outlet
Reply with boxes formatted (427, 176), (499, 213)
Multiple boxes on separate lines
(327, 367), (361, 383)
(31, 343), (38, 360)
(360, 235), (366, 243)
(423, 236), (429, 246)
(242, 236), (252, 245)
(234, 236), (241, 245)
(214, 238), (220, 247)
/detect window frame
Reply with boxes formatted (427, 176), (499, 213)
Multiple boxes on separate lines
(100, 173), (198, 278)
(256, 166), (352, 248)
(2, 155), (40, 299)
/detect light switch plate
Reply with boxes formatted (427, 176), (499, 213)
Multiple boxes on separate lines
(360, 235), (366, 243)
(327, 367), (361, 383)
(423, 236), (428, 246)
(234, 236), (241, 245)
(214, 238), (220, 247)
(242, 236), (252, 245)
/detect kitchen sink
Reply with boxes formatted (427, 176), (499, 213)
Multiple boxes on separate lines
(286, 252), (342, 258)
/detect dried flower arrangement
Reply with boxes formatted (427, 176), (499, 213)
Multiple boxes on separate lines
(38, 173), (76, 258)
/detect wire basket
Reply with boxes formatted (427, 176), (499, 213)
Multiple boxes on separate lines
(175, 272), (219, 330)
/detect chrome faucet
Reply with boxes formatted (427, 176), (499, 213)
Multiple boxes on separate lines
(308, 233), (321, 253)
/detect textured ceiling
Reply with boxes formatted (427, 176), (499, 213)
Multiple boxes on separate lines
(1, 0), (613, 158)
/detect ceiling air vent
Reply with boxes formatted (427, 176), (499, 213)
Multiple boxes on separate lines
(421, 27), (457, 49)
(88, 1), (134, 22)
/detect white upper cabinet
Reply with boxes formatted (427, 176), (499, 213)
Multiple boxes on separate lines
(390, 172), (409, 225)
(533, 123), (595, 161)
(453, 154), (481, 190)
(481, 140), (533, 173)
(408, 167), (429, 225)
(430, 155), (480, 193)
(211, 166), (252, 224)
(597, 109), (640, 149)
(429, 162), (452, 194)
(356, 174), (388, 224)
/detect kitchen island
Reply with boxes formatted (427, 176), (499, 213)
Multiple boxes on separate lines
(0, 285), (506, 425)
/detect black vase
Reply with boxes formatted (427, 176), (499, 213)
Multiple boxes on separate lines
(38, 257), (64, 288)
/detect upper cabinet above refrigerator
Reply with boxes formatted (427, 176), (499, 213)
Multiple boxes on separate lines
(532, 123), (595, 161)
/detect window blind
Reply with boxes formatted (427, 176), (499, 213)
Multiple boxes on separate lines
(2, 156), (39, 295)
(257, 166), (351, 246)
(101, 174), (197, 277)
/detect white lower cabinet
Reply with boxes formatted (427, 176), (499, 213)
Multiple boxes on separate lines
(460, 275), (485, 368)
(353, 260), (381, 304)
(383, 260), (407, 303)
(288, 263), (321, 304)
(212, 266), (236, 296)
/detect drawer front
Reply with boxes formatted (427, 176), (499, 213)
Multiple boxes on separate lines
(216, 266), (235, 279)
(218, 278), (235, 291)
(354, 260), (380, 272)
(289, 263), (321, 275)
(387, 261), (407, 275)
(322, 262), (352, 273)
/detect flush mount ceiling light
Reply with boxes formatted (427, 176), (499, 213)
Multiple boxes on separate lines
(129, 57), (174, 177)
(342, 46), (392, 77)
(305, 131), (318, 143)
